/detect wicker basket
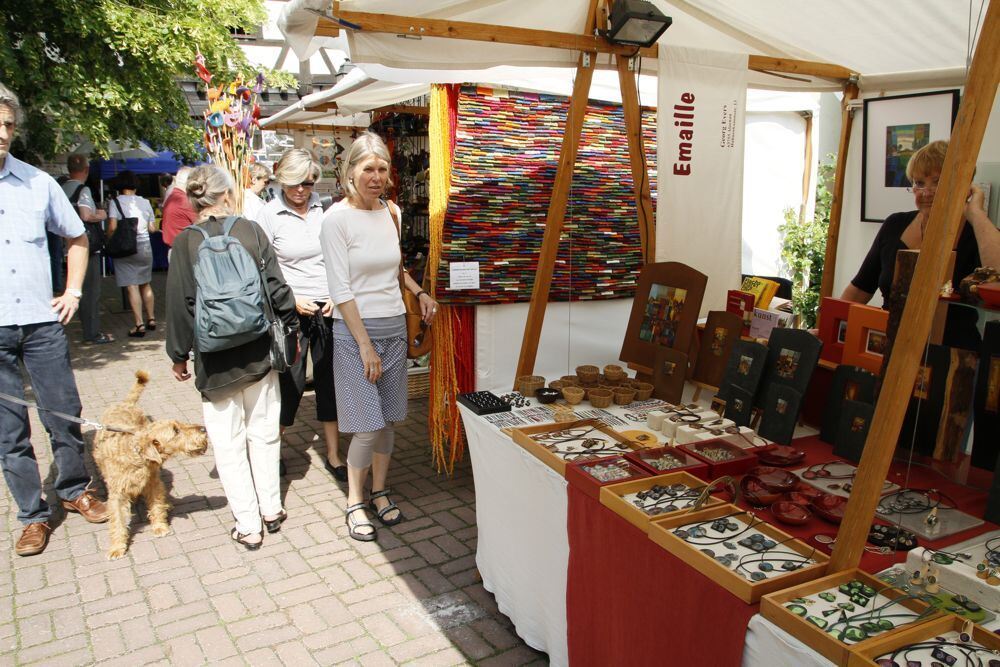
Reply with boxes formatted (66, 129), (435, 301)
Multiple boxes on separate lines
(589, 388), (613, 408)
(407, 367), (430, 399)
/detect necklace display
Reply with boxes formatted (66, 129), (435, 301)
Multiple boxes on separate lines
(796, 461), (900, 498)
(875, 629), (1000, 667)
(693, 444), (741, 462)
(783, 581), (935, 644)
(531, 426), (631, 460)
(672, 511), (816, 582)
(878, 566), (993, 624)
(624, 483), (706, 516)
(638, 450), (693, 472)
(877, 488), (956, 516)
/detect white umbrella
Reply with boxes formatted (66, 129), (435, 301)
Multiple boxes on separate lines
(71, 139), (158, 159)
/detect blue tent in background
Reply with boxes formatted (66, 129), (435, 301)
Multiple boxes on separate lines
(90, 151), (183, 179)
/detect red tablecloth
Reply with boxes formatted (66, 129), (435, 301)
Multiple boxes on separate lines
(565, 435), (994, 666)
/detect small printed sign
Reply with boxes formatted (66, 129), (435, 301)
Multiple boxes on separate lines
(449, 262), (480, 290)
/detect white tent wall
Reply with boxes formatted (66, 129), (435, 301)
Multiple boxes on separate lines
(831, 88), (1000, 305)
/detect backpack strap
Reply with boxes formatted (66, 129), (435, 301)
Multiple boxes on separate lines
(69, 184), (85, 206)
(222, 215), (240, 236)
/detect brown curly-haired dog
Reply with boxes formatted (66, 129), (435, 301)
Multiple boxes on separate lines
(93, 371), (208, 559)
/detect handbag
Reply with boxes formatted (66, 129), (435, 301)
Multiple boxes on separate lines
(249, 219), (298, 372)
(105, 198), (139, 259)
(68, 184), (105, 255)
(386, 201), (433, 359)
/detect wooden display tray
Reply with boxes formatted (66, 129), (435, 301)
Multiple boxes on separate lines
(600, 471), (723, 531)
(847, 614), (1000, 666)
(509, 418), (648, 476)
(676, 439), (759, 477)
(624, 445), (709, 479)
(647, 503), (829, 604)
(565, 456), (650, 501)
(760, 568), (941, 665)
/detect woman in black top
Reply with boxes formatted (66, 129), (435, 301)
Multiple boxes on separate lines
(842, 140), (1000, 349)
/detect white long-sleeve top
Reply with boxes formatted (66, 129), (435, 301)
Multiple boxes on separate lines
(320, 201), (404, 320)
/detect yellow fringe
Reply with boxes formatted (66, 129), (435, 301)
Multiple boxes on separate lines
(427, 85), (466, 475)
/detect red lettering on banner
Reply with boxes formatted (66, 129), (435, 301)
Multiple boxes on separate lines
(672, 92), (695, 176)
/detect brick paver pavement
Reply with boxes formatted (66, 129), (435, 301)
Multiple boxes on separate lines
(0, 274), (545, 666)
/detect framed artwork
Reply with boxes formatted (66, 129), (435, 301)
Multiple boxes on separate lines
(691, 310), (743, 389)
(820, 365), (878, 444)
(652, 346), (689, 405)
(621, 262), (707, 369)
(817, 297), (851, 364)
(759, 328), (823, 406)
(758, 384), (803, 445)
(898, 344), (950, 458)
(842, 303), (890, 375)
(933, 348), (978, 463)
(832, 400), (874, 463)
(715, 339), (768, 407)
(861, 89), (960, 222)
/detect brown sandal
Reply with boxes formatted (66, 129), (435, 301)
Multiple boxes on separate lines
(127, 325), (146, 338)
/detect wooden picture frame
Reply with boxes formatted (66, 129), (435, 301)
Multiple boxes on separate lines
(861, 89), (960, 222)
(716, 339), (769, 407)
(652, 346), (689, 405)
(842, 303), (890, 374)
(818, 297), (852, 364)
(758, 384), (803, 445)
(691, 310), (744, 389)
(832, 399), (875, 462)
(620, 262), (707, 369)
(820, 365), (878, 444)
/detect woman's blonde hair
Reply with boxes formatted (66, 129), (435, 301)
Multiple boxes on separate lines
(186, 165), (234, 213)
(340, 132), (393, 200)
(250, 162), (272, 181)
(273, 149), (320, 187)
(906, 140), (948, 181)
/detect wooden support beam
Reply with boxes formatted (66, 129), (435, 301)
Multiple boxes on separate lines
(514, 53), (597, 385)
(616, 55), (656, 262)
(819, 80), (859, 299)
(266, 122), (369, 132)
(371, 104), (431, 116)
(828, 4), (999, 572)
(799, 111), (813, 224)
(316, 11), (856, 82)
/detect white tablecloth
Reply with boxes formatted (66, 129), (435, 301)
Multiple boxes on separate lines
(742, 614), (834, 667)
(459, 404), (569, 666)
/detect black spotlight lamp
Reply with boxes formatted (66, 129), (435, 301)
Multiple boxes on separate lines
(607, 0), (673, 48)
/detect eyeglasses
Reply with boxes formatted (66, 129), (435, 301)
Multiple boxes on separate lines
(906, 180), (939, 194)
(288, 181), (315, 190)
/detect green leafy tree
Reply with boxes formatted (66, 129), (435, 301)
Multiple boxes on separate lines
(779, 156), (835, 328)
(0, 0), (296, 162)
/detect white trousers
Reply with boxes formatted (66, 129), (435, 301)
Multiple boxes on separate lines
(202, 371), (282, 535)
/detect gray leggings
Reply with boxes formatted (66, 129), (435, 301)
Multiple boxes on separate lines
(347, 426), (395, 468)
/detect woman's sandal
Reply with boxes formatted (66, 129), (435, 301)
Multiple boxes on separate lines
(127, 324), (146, 338)
(146, 319), (157, 331)
(368, 489), (404, 527)
(263, 510), (287, 534)
(345, 503), (377, 542)
(230, 527), (263, 551)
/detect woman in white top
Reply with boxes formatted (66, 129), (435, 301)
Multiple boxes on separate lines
(320, 132), (438, 542)
(242, 162), (271, 222)
(258, 150), (346, 481)
(107, 170), (157, 337)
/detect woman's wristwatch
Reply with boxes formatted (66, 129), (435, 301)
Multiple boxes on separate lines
(65, 288), (83, 298)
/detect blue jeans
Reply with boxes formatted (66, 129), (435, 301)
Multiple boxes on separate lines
(0, 322), (89, 524)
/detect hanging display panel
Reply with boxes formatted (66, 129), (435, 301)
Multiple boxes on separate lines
(438, 86), (657, 304)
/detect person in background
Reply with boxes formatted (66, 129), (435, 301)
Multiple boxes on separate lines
(0, 82), (109, 557)
(242, 162), (272, 222)
(161, 166), (196, 249)
(841, 140), (1000, 350)
(158, 173), (174, 201)
(320, 132), (439, 541)
(62, 154), (113, 344)
(258, 149), (345, 481)
(165, 165), (298, 550)
(107, 170), (157, 338)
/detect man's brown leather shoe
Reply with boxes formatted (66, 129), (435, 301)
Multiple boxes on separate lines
(61, 490), (109, 523)
(16, 522), (51, 557)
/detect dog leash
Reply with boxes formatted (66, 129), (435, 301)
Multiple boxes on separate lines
(0, 391), (134, 434)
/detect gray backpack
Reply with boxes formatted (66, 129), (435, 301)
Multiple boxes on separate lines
(191, 216), (269, 353)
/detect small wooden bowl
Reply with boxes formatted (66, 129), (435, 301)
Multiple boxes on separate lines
(576, 365), (600, 383)
(560, 375), (580, 386)
(588, 388), (613, 408)
(613, 387), (637, 405)
(517, 375), (545, 395)
(549, 380), (566, 391)
(562, 386), (585, 405)
(604, 364), (626, 382)
(633, 381), (654, 400)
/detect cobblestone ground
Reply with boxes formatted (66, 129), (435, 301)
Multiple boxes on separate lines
(0, 274), (544, 666)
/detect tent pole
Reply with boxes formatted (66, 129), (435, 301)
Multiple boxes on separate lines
(828, 3), (999, 572)
(818, 79), (859, 299)
(616, 54), (656, 262)
(514, 52), (597, 385)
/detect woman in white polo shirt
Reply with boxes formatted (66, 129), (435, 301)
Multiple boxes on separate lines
(257, 149), (345, 481)
(320, 132), (438, 542)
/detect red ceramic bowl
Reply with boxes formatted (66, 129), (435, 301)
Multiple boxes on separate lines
(811, 493), (848, 524)
(785, 491), (814, 505)
(979, 282), (1000, 308)
(746, 466), (798, 493)
(757, 445), (806, 467)
(771, 500), (811, 526)
(740, 475), (783, 508)
(794, 483), (824, 501)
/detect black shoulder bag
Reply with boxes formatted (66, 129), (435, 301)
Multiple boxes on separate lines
(105, 197), (139, 259)
(68, 184), (105, 255)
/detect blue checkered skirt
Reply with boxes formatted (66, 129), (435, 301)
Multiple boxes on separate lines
(331, 316), (407, 434)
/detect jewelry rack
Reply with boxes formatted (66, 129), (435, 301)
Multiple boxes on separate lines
(648, 503), (829, 603)
(600, 471), (724, 531)
(847, 614), (1000, 667)
(761, 569), (942, 664)
(509, 418), (652, 475)
(906, 530), (1000, 613)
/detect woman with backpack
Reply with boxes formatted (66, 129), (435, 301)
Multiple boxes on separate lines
(320, 133), (439, 542)
(165, 165), (299, 550)
(106, 170), (157, 338)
